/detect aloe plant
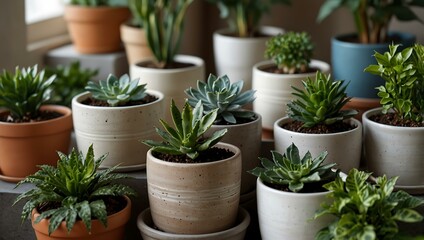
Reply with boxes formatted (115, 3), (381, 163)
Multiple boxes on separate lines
(249, 143), (338, 193)
(139, 0), (193, 68)
(287, 71), (358, 128)
(143, 99), (227, 160)
(185, 74), (256, 124)
(315, 168), (424, 240)
(265, 31), (314, 74)
(14, 145), (136, 236)
(0, 65), (55, 121)
(85, 73), (147, 107)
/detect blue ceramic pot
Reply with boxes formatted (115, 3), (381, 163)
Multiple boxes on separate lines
(331, 32), (415, 99)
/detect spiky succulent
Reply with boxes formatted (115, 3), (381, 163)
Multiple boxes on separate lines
(0, 65), (55, 121)
(14, 145), (136, 236)
(248, 143), (337, 193)
(143, 99), (227, 160)
(265, 31), (314, 74)
(85, 74), (147, 107)
(185, 74), (256, 124)
(287, 71), (358, 128)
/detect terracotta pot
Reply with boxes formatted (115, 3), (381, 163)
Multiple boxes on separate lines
(146, 142), (241, 234)
(0, 105), (72, 182)
(31, 196), (131, 240)
(120, 23), (153, 65)
(64, 5), (130, 54)
(137, 207), (250, 240)
(72, 90), (164, 171)
(274, 117), (362, 174)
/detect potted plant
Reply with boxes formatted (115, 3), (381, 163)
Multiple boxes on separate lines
(315, 168), (424, 239)
(252, 31), (330, 134)
(64, 0), (131, 54)
(0, 65), (73, 182)
(248, 143), (339, 239)
(185, 74), (260, 195)
(72, 73), (164, 171)
(13, 145), (137, 239)
(120, 0), (154, 65)
(274, 71), (362, 173)
(362, 43), (424, 189)
(140, 99), (248, 237)
(207, 0), (289, 91)
(130, 0), (205, 123)
(317, 0), (421, 117)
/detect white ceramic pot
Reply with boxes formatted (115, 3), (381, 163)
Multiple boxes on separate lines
(363, 108), (424, 188)
(72, 90), (164, 170)
(137, 207), (250, 240)
(273, 117), (362, 173)
(207, 114), (262, 194)
(213, 26), (284, 92)
(146, 142), (241, 234)
(130, 55), (205, 123)
(256, 178), (333, 240)
(252, 60), (330, 130)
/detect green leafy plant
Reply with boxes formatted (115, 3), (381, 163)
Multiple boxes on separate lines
(364, 43), (424, 122)
(139, 0), (194, 68)
(143, 99), (227, 160)
(185, 74), (256, 124)
(317, 0), (424, 44)
(128, 0), (143, 27)
(69, 0), (128, 6)
(265, 31), (314, 74)
(46, 61), (98, 107)
(206, 0), (291, 37)
(85, 73), (147, 107)
(287, 71), (358, 128)
(315, 168), (424, 240)
(0, 65), (55, 121)
(14, 145), (136, 236)
(248, 143), (338, 193)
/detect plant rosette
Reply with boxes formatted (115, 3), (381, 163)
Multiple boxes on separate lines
(72, 89), (164, 170)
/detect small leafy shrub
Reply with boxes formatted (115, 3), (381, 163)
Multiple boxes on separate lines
(265, 31), (314, 74)
(315, 168), (424, 240)
(248, 143), (338, 193)
(142, 99), (227, 160)
(14, 145), (136, 235)
(85, 73), (147, 107)
(185, 74), (256, 124)
(364, 43), (424, 122)
(287, 71), (358, 128)
(0, 65), (55, 121)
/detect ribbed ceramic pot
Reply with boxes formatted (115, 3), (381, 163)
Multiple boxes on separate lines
(252, 60), (330, 130)
(31, 196), (131, 240)
(137, 207), (250, 240)
(274, 117), (362, 173)
(72, 90), (164, 170)
(213, 26), (284, 92)
(256, 178), (333, 240)
(120, 23), (153, 65)
(130, 55), (205, 123)
(0, 105), (72, 182)
(363, 108), (424, 188)
(146, 142), (241, 234)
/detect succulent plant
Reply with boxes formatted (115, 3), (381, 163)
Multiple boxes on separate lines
(85, 73), (147, 107)
(14, 145), (136, 236)
(287, 71), (358, 128)
(249, 143), (338, 193)
(139, 0), (194, 68)
(315, 168), (424, 240)
(185, 74), (256, 124)
(143, 99), (227, 160)
(364, 43), (424, 122)
(0, 65), (55, 121)
(128, 0), (143, 27)
(46, 61), (98, 107)
(265, 31), (314, 74)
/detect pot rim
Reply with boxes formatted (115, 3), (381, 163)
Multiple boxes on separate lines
(213, 26), (284, 40)
(253, 59), (330, 78)
(363, 107), (424, 130)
